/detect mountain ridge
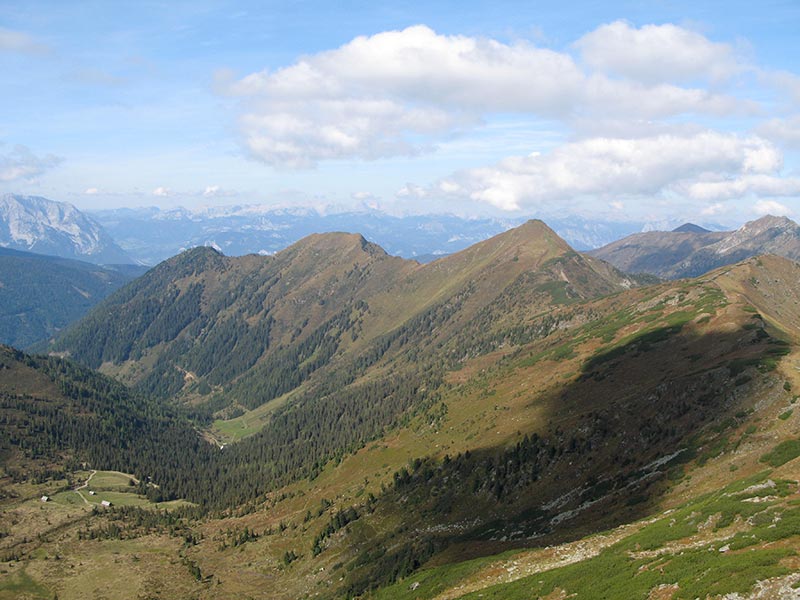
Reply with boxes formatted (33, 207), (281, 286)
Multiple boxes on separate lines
(48, 221), (640, 420)
(3, 232), (800, 598)
(590, 214), (800, 279)
(0, 193), (132, 264)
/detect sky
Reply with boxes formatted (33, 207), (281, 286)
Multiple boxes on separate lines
(1, 0), (799, 225)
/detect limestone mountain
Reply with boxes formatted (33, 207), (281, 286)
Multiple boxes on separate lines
(0, 193), (132, 264)
(590, 214), (800, 278)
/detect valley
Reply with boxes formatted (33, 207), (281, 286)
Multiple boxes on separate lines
(2, 222), (800, 599)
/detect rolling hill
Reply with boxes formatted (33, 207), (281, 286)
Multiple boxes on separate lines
(590, 214), (800, 279)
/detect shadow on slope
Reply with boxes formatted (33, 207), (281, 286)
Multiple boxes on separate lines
(334, 317), (790, 597)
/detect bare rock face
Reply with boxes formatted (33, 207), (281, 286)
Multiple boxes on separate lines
(0, 193), (131, 264)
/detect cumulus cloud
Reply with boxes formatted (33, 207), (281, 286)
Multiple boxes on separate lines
(84, 187), (99, 195)
(432, 132), (785, 211)
(753, 199), (794, 216)
(0, 144), (62, 182)
(701, 203), (726, 216)
(574, 21), (739, 83)
(224, 24), (745, 167)
(756, 116), (800, 148)
(396, 183), (428, 199)
(0, 27), (50, 55)
(685, 174), (800, 201)
(153, 186), (171, 197)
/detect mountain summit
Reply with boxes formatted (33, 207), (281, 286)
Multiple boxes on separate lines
(0, 194), (131, 264)
(672, 222), (711, 233)
(591, 214), (800, 278)
(49, 221), (639, 415)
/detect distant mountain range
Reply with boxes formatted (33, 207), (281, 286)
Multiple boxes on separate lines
(89, 204), (654, 265)
(0, 247), (146, 348)
(0, 194), (132, 264)
(3, 193), (740, 268)
(590, 215), (800, 279)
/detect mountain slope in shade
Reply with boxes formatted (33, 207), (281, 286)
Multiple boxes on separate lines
(590, 214), (800, 278)
(0, 248), (146, 348)
(49, 221), (641, 418)
(0, 194), (132, 264)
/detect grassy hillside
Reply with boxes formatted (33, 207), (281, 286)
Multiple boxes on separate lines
(50, 221), (640, 423)
(167, 255), (798, 599)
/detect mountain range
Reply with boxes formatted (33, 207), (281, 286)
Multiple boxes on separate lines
(591, 214), (800, 279)
(1, 217), (798, 598)
(48, 220), (643, 419)
(0, 193), (132, 264)
(90, 204), (656, 265)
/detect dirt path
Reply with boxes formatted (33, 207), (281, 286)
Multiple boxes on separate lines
(73, 469), (97, 505)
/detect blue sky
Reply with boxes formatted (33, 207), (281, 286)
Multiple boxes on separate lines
(1, 1), (799, 224)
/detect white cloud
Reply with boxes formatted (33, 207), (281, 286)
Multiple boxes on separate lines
(396, 183), (428, 199)
(701, 203), (725, 216)
(0, 27), (50, 55)
(84, 187), (99, 195)
(756, 116), (800, 148)
(433, 132), (785, 211)
(153, 186), (170, 197)
(574, 21), (739, 83)
(200, 185), (237, 198)
(686, 174), (800, 201)
(753, 199), (794, 216)
(438, 180), (462, 194)
(759, 70), (800, 104)
(351, 191), (375, 201)
(0, 144), (62, 182)
(225, 25), (745, 167)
